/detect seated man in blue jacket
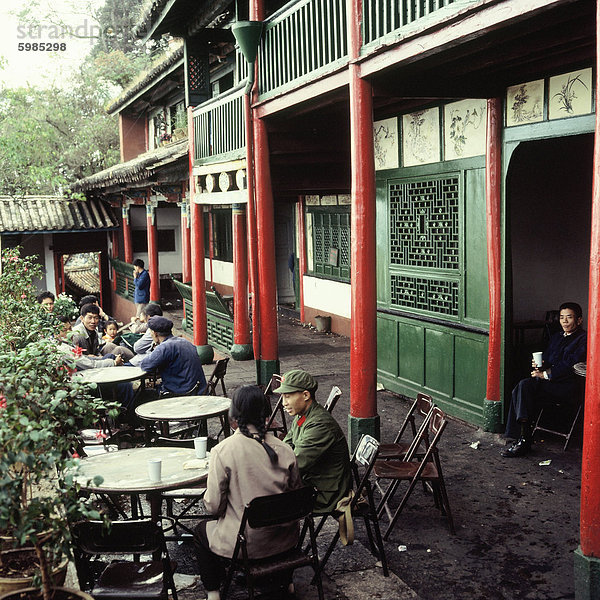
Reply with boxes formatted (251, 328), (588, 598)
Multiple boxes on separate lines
(501, 302), (587, 458)
(140, 316), (207, 397)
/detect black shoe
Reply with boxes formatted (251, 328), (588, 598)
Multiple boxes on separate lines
(500, 437), (531, 458)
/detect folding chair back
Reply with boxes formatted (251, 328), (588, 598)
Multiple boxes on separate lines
(72, 519), (177, 600)
(221, 487), (323, 600)
(324, 385), (342, 413)
(314, 435), (388, 579)
(206, 358), (230, 396)
(379, 392), (434, 460)
(264, 374), (288, 435)
(375, 406), (454, 539)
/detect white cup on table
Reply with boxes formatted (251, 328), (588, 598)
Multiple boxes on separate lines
(194, 437), (208, 459)
(147, 458), (162, 482)
(532, 352), (543, 368)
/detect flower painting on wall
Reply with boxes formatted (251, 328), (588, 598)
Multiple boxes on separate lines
(506, 79), (544, 126)
(444, 99), (487, 160)
(549, 68), (592, 120)
(402, 107), (440, 167)
(373, 117), (399, 170)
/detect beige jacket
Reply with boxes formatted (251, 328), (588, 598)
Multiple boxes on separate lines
(205, 428), (302, 559)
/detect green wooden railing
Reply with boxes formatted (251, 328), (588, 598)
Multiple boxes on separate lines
(110, 258), (134, 300)
(257, 0), (348, 99)
(362, 0), (459, 46)
(192, 84), (246, 165)
(172, 279), (235, 354)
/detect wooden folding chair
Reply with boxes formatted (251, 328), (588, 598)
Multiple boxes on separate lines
(221, 486), (324, 600)
(264, 374), (288, 436)
(324, 385), (342, 413)
(72, 519), (178, 600)
(375, 407), (454, 539)
(313, 434), (389, 578)
(205, 357), (230, 396)
(378, 392), (434, 459)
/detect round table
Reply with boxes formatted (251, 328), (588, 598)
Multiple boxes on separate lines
(72, 446), (209, 521)
(75, 366), (147, 385)
(136, 395), (231, 443)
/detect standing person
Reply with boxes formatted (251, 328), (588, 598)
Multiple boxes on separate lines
(193, 385), (302, 600)
(501, 302), (587, 458)
(133, 259), (150, 318)
(280, 369), (352, 514)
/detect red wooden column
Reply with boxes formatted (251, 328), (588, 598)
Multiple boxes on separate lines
(575, 5), (600, 593)
(188, 106), (213, 363)
(253, 116), (280, 384)
(122, 201), (133, 264)
(230, 202), (253, 360)
(483, 98), (503, 432)
(250, 0), (279, 384)
(347, 0), (379, 450)
(180, 200), (192, 283)
(145, 198), (160, 303)
(297, 196), (307, 323)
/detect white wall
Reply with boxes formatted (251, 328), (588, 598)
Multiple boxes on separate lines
(205, 258), (234, 287)
(303, 275), (351, 318)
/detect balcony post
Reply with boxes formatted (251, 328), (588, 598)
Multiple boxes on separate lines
(574, 3), (600, 594)
(231, 202), (253, 360)
(145, 196), (160, 303)
(122, 200), (133, 264)
(483, 97), (503, 432)
(347, 0), (379, 451)
(188, 106), (213, 363)
(180, 199), (192, 283)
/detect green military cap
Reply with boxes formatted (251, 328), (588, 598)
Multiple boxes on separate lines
(277, 369), (318, 394)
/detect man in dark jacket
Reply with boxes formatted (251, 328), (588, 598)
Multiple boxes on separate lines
(501, 302), (587, 458)
(133, 259), (150, 318)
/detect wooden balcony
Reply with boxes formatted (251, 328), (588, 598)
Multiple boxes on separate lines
(257, 0), (349, 100)
(192, 84), (246, 166)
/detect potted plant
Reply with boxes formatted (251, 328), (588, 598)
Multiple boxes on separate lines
(0, 248), (114, 600)
(171, 106), (188, 141)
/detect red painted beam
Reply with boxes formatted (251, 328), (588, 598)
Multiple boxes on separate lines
(580, 0), (600, 557)
(485, 98), (502, 402)
(233, 203), (251, 346)
(146, 201), (160, 303)
(297, 197), (307, 323)
(254, 116), (279, 361)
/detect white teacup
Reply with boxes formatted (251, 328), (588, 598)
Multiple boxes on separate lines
(532, 352), (543, 368)
(147, 458), (162, 482)
(194, 437), (208, 459)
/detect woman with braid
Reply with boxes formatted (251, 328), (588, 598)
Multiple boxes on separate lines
(193, 385), (302, 600)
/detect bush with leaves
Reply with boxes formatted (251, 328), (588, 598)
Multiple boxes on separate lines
(0, 247), (115, 600)
(53, 293), (79, 322)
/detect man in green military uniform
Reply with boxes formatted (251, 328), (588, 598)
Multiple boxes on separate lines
(280, 369), (351, 513)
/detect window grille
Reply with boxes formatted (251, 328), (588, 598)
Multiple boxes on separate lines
(310, 209), (350, 280)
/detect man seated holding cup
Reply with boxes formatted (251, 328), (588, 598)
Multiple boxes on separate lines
(501, 302), (587, 458)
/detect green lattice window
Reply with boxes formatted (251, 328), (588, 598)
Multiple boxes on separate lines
(310, 209), (350, 281)
(389, 175), (461, 318)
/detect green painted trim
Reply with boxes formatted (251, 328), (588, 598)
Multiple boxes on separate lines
(482, 399), (503, 433)
(196, 345), (214, 365)
(504, 114), (594, 144)
(230, 343), (253, 361)
(348, 414), (381, 454)
(256, 359), (280, 386)
(194, 149), (246, 167)
(574, 546), (600, 600)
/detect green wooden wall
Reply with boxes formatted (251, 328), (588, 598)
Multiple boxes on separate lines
(376, 158), (489, 425)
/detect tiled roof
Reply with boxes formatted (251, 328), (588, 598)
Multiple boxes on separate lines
(0, 196), (119, 234)
(72, 139), (189, 192)
(65, 266), (100, 295)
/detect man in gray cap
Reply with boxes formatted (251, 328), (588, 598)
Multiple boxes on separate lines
(280, 369), (351, 513)
(140, 316), (207, 396)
